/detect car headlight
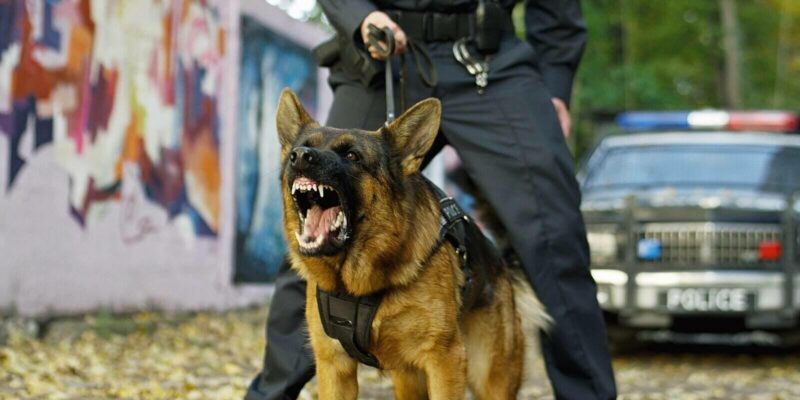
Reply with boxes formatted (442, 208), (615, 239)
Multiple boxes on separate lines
(587, 231), (618, 265)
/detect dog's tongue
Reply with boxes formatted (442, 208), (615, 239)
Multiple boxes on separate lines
(304, 205), (341, 239)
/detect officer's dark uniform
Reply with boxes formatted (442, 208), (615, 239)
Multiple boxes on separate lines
(245, 0), (617, 399)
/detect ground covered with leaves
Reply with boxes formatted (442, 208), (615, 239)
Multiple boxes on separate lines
(2, 305), (800, 399)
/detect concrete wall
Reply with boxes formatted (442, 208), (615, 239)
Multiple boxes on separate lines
(0, 0), (330, 316)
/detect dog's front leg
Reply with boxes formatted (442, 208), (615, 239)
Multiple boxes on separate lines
(306, 285), (359, 400)
(391, 368), (428, 400)
(423, 338), (467, 400)
(315, 349), (359, 400)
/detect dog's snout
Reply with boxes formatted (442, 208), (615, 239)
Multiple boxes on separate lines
(290, 147), (319, 170)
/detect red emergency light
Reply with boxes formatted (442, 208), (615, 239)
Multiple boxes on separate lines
(728, 112), (800, 132)
(618, 110), (800, 133)
(758, 241), (782, 262)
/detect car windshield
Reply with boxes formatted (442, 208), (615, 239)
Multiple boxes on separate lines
(583, 143), (800, 193)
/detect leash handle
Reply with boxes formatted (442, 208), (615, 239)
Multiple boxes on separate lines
(366, 24), (395, 58)
(367, 24), (396, 123)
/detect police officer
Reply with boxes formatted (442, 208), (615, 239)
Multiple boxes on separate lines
(245, 0), (617, 399)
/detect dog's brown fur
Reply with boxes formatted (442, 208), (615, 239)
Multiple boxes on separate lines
(275, 89), (545, 400)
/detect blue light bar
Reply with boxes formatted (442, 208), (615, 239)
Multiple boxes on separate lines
(637, 239), (662, 261)
(616, 110), (800, 132)
(616, 112), (691, 131)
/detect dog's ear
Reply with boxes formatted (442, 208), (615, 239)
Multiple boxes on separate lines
(276, 89), (318, 150)
(386, 98), (441, 175)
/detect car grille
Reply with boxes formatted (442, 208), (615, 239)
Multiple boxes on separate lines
(638, 223), (782, 267)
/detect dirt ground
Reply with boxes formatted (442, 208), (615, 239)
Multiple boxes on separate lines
(2, 305), (800, 399)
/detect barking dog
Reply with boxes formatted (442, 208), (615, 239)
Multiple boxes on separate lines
(275, 89), (547, 400)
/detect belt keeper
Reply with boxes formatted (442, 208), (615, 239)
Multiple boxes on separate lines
(421, 12), (431, 41)
(430, 14), (455, 40)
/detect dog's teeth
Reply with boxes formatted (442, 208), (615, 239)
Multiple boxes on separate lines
(319, 185), (324, 198)
(295, 232), (303, 244)
(292, 182), (297, 195)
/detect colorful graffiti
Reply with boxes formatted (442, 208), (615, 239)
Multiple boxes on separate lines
(234, 15), (318, 282)
(0, 0), (225, 236)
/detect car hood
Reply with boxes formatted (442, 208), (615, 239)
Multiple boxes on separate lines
(581, 187), (790, 212)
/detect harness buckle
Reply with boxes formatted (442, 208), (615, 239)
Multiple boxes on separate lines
(331, 316), (353, 327)
(456, 245), (468, 262)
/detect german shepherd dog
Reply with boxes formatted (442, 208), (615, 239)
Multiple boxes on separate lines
(275, 89), (548, 400)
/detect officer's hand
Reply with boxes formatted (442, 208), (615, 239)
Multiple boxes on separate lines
(552, 98), (571, 139)
(361, 11), (407, 60)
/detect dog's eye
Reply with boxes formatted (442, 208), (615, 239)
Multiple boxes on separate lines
(345, 151), (360, 162)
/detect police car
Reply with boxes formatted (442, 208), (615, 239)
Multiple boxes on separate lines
(579, 110), (800, 343)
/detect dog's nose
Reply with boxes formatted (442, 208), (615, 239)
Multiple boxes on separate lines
(290, 147), (319, 170)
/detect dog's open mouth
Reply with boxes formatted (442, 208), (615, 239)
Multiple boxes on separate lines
(291, 176), (349, 254)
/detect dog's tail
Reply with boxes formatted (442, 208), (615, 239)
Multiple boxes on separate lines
(511, 269), (552, 333)
(510, 269), (552, 383)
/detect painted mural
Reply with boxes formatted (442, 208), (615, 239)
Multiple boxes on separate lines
(234, 15), (318, 282)
(0, 0), (225, 236)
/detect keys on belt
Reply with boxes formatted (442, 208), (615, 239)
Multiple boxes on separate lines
(453, 38), (489, 94)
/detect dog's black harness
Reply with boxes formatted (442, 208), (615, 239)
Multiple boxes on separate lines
(316, 178), (476, 368)
(316, 288), (383, 367)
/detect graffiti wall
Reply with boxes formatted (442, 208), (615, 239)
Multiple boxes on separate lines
(234, 15), (319, 282)
(0, 0), (223, 235)
(0, 0), (329, 316)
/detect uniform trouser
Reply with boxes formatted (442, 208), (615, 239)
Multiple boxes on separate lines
(245, 35), (617, 400)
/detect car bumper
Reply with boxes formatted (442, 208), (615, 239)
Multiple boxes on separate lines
(592, 269), (800, 329)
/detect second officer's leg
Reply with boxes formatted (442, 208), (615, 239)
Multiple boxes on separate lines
(433, 38), (617, 399)
(245, 259), (315, 400)
(244, 81), (388, 400)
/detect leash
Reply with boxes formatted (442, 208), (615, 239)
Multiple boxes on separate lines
(367, 24), (438, 123)
(367, 24), (397, 123)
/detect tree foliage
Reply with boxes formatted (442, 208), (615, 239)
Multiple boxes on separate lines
(564, 0), (800, 157)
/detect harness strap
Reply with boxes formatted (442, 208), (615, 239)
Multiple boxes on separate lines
(316, 288), (382, 368)
(423, 178), (481, 310)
